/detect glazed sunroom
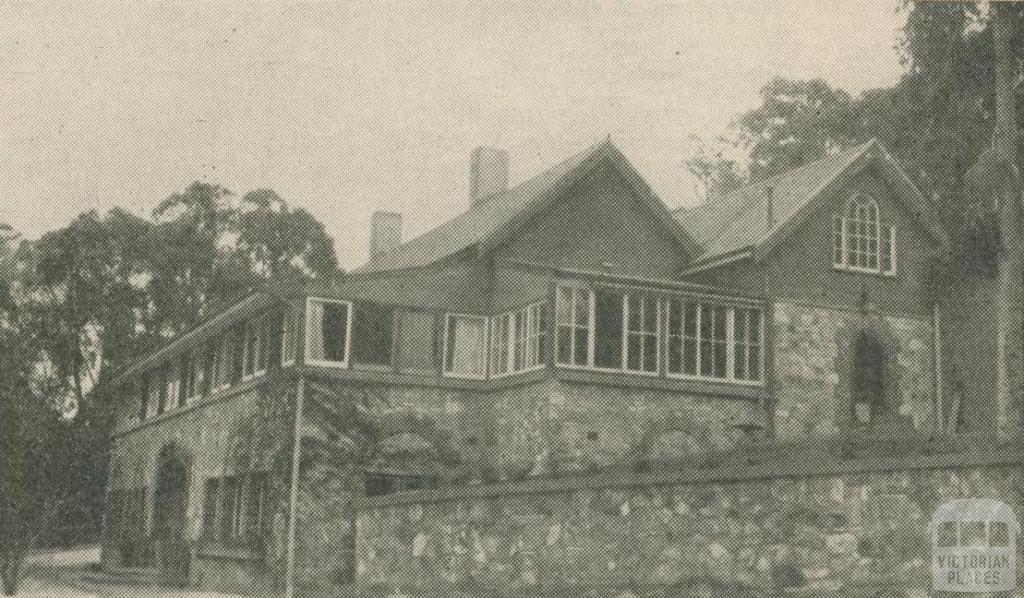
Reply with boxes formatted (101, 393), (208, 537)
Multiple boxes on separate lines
(112, 268), (768, 432)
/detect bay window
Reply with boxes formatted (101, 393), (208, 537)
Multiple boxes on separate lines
(625, 294), (660, 373)
(305, 298), (352, 367)
(556, 286), (592, 367)
(491, 302), (547, 377)
(556, 286), (662, 375)
(443, 314), (488, 378)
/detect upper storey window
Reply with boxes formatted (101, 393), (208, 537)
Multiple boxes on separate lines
(305, 298), (352, 367)
(443, 314), (488, 378)
(833, 194), (896, 276)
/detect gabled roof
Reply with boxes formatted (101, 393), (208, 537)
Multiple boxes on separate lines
(674, 139), (947, 273)
(355, 139), (699, 274)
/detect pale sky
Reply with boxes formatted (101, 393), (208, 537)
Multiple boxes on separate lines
(0, 1), (908, 269)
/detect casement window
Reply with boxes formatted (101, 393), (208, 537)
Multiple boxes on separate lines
(305, 298), (352, 367)
(625, 294), (660, 373)
(154, 367), (168, 415)
(202, 472), (268, 547)
(179, 351), (204, 406)
(207, 337), (234, 394)
(241, 315), (271, 381)
(443, 314), (488, 378)
(137, 375), (150, 421)
(351, 302), (395, 366)
(833, 195), (896, 276)
(556, 286), (662, 375)
(490, 302), (547, 378)
(281, 306), (298, 366)
(556, 286), (593, 367)
(665, 299), (764, 383)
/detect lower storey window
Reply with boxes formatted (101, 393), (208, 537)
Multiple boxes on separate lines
(202, 473), (268, 547)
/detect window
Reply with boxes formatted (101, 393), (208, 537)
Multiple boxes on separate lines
(625, 294), (660, 373)
(241, 315), (271, 380)
(137, 375), (150, 421)
(833, 195), (896, 275)
(852, 332), (885, 426)
(443, 314), (487, 378)
(154, 367), (168, 415)
(556, 286), (592, 367)
(205, 337), (233, 394)
(202, 473), (268, 547)
(281, 306), (298, 366)
(305, 298), (352, 367)
(491, 302), (547, 377)
(557, 286), (664, 375)
(666, 298), (764, 383)
(351, 302), (395, 366)
(732, 308), (763, 382)
(179, 351), (204, 406)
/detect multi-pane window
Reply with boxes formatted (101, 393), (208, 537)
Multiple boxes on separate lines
(202, 472), (268, 547)
(665, 299), (763, 383)
(625, 294), (660, 373)
(443, 314), (488, 378)
(209, 337), (234, 393)
(281, 307), (298, 366)
(556, 286), (592, 367)
(491, 302), (547, 378)
(557, 286), (664, 375)
(241, 315), (271, 380)
(306, 299), (352, 367)
(732, 308), (763, 382)
(833, 195), (896, 275)
(179, 350), (204, 406)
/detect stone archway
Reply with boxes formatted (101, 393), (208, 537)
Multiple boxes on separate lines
(834, 310), (907, 433)
(151, 443), (191, 587)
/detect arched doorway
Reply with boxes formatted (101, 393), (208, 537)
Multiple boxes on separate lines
(152, 444), (190, 587)
(851, 332), (886, 426)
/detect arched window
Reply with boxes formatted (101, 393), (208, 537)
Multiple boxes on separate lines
(833, 194), (896, 275)
(852, 332), (886, 426)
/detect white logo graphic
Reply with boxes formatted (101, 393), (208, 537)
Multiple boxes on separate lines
(929, 499), (1019, 593)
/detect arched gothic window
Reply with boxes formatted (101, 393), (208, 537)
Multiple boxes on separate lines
(833, 194), (896, 275)
(851, 332), (886, 426)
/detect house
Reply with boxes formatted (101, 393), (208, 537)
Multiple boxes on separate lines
(99, 138), (993, 594)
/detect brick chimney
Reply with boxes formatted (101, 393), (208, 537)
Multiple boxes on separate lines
(469, 146), (510, 205)
(369, 211), (402, 258)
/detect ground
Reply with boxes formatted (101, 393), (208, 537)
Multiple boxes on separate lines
(16, 546), (246, 598)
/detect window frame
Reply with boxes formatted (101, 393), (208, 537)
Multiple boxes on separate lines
(281, 305), (298, 367)
(623, 293), (661, 376)
(490, 301), (548, 380)
(664, 300), (764, 386)
(241, 314), (271, 381)
(304, 297), (354, 369)
(833, 194), (897, 277)
(555, 285), (595, 369)
(441, 312), (489, 380)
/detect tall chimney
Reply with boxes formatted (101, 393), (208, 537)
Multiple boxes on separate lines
(469, 146), (510, 205)
(369, 211), (402, 258)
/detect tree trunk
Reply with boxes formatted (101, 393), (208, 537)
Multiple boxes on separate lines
(993, 3), (1023, 439)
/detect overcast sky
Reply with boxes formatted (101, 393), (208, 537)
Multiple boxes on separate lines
(0, 1), (907, 269)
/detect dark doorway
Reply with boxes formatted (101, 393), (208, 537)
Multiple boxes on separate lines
(851, 332), (886, 426)
(152, 446), (190, 587)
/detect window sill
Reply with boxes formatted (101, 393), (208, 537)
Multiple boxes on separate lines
(195, 544), (264, 562)
(832, 265), (897, 278)
(554, 367), (764, 400)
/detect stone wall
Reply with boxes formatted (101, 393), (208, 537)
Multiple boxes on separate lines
(772, 302), (936, 441)
(354, 445), (1022, 597)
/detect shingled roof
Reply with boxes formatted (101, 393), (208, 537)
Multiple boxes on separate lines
(674, 139), (945, 273)
(355, 139), (699, 274)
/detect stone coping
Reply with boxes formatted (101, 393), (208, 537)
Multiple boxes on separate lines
(355, 440), (1023, 509)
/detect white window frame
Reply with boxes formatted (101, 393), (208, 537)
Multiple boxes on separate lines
(623, 293), (661, 376)
(281, 307), (297, 367)
(241, 314), (270, 381)
(555, 285), (595, 369)
(304, 297), (354, 369)
(834, 194), (897, 277)
(442, 313), (489, 380)
(664, 300), (764, 386)
(181, 350), (204, 404)
(491, 301), (547, 380)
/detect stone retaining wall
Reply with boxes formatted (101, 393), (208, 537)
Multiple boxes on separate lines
(354, 445), (1022, 597)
